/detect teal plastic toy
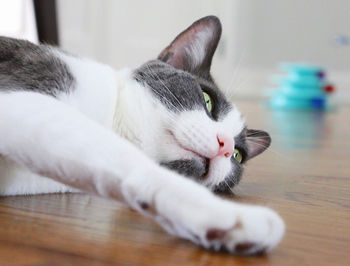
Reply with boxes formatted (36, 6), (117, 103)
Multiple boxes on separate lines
(269, 64), (335, 110)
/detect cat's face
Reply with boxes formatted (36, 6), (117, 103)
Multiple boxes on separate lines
(134, 16), (270, 192)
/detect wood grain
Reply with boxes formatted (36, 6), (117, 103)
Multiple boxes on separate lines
(1, 100), (349, 265)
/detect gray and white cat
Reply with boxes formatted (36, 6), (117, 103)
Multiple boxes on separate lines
(0, 16), (284, 255)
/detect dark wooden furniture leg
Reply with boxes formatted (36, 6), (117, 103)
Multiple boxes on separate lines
(33, 0), (59, 45)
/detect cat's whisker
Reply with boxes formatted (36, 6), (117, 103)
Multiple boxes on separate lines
(145, 66), (186, 112)
(148, 63), (192, 101)
(227, 76), (242, 100)
(223, 72), (237, 100)
(225, 50), (246, 100)
(245, 140), (270, 150)
(225, 54), (244, 94)
(246, 139), (292, 160)
(231, 78), (247, 100)
(138, 71), (170, 102)
(224, 179), (235, 194)
(231, 184), (243, 193)
(138, 71), (184, 114)
(143, 82), (183, 115)
(246, 137), (272, 140)
(246, 131), (272, 137)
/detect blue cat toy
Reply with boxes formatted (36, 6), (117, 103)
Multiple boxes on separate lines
(269, 64), (335, 110)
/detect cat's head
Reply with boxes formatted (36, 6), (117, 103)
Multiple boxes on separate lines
(133, 16), (270, 192)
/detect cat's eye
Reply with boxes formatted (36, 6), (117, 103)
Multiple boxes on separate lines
(203, 92), (213, 113)
(233, 148), (243, 163)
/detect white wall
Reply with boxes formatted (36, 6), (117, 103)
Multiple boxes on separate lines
(57, 0), (242, 97)
(232, 0), (350, 102)
(233, 0), (350, 70)
(57, 0), (235, 65)
(0, 0), (37, 43)
(57, 0), (350, 102)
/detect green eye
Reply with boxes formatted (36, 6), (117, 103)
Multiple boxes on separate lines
(203, 92), (213, 113)
(233, 148), (243, 163)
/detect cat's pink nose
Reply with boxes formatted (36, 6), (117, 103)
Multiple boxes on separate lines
(216, 133), (234, 158)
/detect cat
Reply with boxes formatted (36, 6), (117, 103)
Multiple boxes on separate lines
(0, 16), (284, 255)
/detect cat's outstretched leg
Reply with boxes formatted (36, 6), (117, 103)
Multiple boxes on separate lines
(122, 168), (285, 255)
(0, 91), (284, 255)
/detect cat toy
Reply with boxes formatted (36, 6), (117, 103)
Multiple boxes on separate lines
(268, 64), (335, 110)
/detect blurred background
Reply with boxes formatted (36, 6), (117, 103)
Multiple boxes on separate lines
(0, 0), (349, 102)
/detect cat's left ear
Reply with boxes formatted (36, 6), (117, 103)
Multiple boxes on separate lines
(245, 129), (271, 160)
(158, 16), (221, 76)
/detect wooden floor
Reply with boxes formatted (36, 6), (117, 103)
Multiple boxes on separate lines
(1, 100), (349, 265)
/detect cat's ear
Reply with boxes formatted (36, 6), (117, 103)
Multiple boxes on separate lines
(158, 16), (221, 76)
(245, 129), (271, 160)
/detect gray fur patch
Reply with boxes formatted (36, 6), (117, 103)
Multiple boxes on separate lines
(134, 60), (231, 121)
(0, 36), (74, 96)
(161, 159), (208, 179)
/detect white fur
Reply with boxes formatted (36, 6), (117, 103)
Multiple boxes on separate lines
(57, 51), (118, 127)
(0, 51), (284, 254)
(0, 156), (77, 195)
(0, 53), (120, 195)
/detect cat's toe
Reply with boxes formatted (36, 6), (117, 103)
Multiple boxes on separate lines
(234, 207), (284, 254)
(202, 206), (285, 255)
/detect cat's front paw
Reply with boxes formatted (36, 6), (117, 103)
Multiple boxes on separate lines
(121, 168), (285, 255)
(154, 185), (285, 255)
(200, 205), (285, 255)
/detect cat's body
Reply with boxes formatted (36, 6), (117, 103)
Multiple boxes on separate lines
(0, 16), (284, 255)
(0, 38), (122, 195)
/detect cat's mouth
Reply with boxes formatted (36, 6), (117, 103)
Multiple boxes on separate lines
(167, 130), (210, 178)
